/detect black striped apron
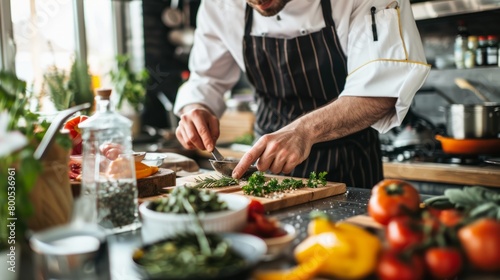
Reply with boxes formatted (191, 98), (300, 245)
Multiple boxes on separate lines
(242, 0), (383, 188)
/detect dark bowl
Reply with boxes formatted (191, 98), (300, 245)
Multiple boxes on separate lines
(133, 233), (266, 280)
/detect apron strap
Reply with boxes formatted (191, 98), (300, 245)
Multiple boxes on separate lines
(244, 4), (253, 36)
(320, 0), (336, 28)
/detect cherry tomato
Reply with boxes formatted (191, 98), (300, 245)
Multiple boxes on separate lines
(247, 199), (265, 222)
(458, 218), (500, 272)
(424, 247), (463, 279)
(377, 250), (424, 280)
(368, 179), (421, 225)
(438, 209), (463, 227)
(386, 216), (424, 252)
(254, 214), (280, 238)
(63, 115), (88, 155)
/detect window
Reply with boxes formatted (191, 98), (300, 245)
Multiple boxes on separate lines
(2, 0), (145, 112)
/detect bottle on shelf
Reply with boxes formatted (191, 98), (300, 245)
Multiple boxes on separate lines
(464, 35), (478, 69)
(454, 20), (470, 69)
(486, 35), (499, 66)
(77, 88), (140, 233)
(476, 35), (488, 67)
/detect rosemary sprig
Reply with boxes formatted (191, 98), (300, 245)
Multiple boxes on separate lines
(192, 175), (239, 189)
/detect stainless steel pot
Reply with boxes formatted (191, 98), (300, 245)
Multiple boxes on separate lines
(445, 103), (500, 139)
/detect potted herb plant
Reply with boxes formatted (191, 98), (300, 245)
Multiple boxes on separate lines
(43, 56), (94, 114)
(109, 54), (149, 136)
(0, 71), (73, 278)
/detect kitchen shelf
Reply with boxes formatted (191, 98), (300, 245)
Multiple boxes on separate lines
(412, 0), (500, 20)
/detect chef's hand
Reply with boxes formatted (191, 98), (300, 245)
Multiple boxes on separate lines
(233, 126), (313, 179)
(175, 104), (220, 152)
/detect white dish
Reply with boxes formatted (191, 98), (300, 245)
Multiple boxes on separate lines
(142, 153), (167, 166)
(262, 223), (297, 261)
(139, 193), (250, 244)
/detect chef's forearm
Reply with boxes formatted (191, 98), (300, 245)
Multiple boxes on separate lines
(292, 96), (397, 143)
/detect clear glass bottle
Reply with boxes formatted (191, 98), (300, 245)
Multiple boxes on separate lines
(486, 35), (499, 66)
(476, 36), (488, 66)
(454, 20), (469, 69)
(78, 88), (139, 233)
(464, 36), (477, 69)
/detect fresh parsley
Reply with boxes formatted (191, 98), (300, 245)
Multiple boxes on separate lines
(241, 171), (328, 197)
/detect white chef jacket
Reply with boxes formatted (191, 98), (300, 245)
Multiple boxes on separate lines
(173, 0), (431, 133)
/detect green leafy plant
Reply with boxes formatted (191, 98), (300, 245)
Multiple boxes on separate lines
(0, 71), (71, 251)
(241, 171), (328, 197)
(109, 55), (149, 112)
(43, 56), (93, 113)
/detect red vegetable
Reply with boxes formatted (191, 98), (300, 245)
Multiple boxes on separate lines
(63, 115), (88, 155)
(368, 179), (420, 225)
(424, 247), (463, 279)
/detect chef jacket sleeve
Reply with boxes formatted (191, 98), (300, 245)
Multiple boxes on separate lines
(341, 0), (431, 134)
(173, 1), (241, 118)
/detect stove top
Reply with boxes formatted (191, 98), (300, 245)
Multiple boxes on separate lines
(381, 144), (494, 166)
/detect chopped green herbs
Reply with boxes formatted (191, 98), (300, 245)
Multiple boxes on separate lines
(150, 186), (228, 214)
(133, 233), (246, 278)
(241, 171), (328, 197)
(307, 171), (328, 188)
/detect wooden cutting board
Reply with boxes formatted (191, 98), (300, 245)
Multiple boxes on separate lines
(175, 172), (346, 211)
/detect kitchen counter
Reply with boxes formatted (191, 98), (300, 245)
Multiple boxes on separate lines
(19, 187), (500, 280)
(104, 187), (372, 280)
(384, 161), (500, 188)
(18, 188), (369, 280)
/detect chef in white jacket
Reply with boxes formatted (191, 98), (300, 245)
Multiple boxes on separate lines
(173, 0), (430, 188)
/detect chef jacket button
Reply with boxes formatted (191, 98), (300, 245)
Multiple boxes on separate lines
(261, 32), (267, 36)
(300, 29), (307, 35)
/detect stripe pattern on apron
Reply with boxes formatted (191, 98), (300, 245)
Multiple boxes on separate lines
(242, 0), (383, 188)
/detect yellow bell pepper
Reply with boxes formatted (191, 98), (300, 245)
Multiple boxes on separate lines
(295, 222), (381, 279)
(307, 210), (339, 235)
(255, 212), (381, 280)
(135, 161), (159, 179)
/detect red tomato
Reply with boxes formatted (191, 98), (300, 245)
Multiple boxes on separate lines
(247, 199), (265, 222)
(253, 214), (280, 238)
(458, 218), (500, 272)
(424, 247), (463, 279)
(377, 250), (424, 280)
(63, 115), (88, 139)
(368, 179), (421, 225)
(386, 216), (425, 252)
(438, 209), (463, 227)
(63, 115), (88, 155)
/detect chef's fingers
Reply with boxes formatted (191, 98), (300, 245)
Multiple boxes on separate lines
(175, 125), (198, 150)
(177, 108), (219, 151)
(189, 108), (219, 151)
(233, 139), (267, 178)
(177, 114), (206, 150)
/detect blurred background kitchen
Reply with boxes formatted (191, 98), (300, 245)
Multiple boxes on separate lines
(1, 0), (499, 194)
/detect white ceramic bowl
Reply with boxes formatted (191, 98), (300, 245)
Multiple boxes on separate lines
(139, 193), (250, 244)
(262, 223), (297, 261)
